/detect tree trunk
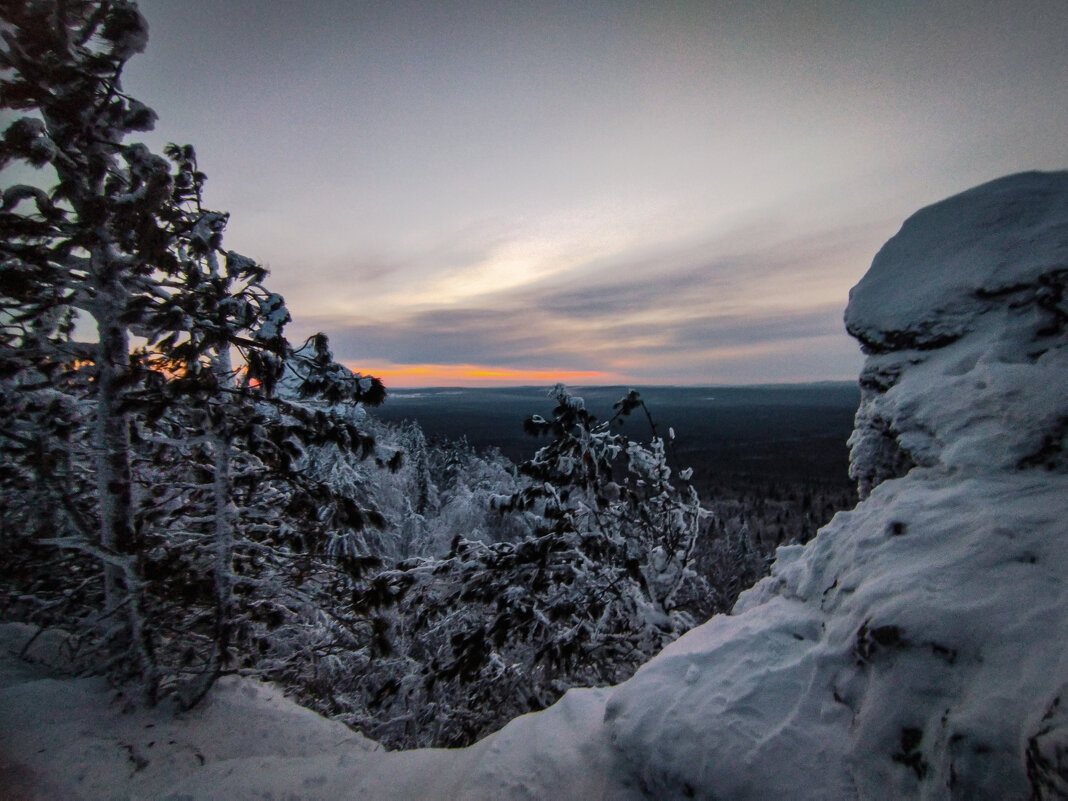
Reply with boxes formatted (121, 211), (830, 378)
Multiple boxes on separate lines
(92, 264), (158, 703)
(93, 290), (133, 611)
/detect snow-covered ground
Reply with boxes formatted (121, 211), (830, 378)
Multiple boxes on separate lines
(2, 170), (1066, 799)
(0, 622), (612, 800)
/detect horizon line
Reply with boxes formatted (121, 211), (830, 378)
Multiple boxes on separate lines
(381, 378), (859, 391)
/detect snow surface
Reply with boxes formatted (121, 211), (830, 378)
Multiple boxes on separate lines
(0, 622), (611, 800)
(2, 171), (1066, 799)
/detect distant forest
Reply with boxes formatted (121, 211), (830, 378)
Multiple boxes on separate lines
(373, 383), (860, 548)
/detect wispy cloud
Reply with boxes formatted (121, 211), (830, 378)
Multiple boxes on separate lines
(302, 307), (566, 368)
(292, 218), (874, 385)
(130, 0), (1068, 384)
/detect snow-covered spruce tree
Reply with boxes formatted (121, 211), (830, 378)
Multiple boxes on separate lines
(345, 386), (710, 748)
(422, 436), (529, 549)
(0, 0), (388, 705)
(128, 146), (390, 705)
(1, 0), (181, 697)
(305, 418), (436, 562)
(505, 385), (710, 647)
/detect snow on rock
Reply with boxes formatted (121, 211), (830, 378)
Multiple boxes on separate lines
(846, 171), (1068, 496)
(605, 473), (1067, 799)
(845, 171), (1068, 353)
(601, 170), (1068, 800)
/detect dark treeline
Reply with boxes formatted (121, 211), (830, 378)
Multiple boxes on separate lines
(372, 384), (859, 480)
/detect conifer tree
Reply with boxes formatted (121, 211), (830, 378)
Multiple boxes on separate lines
(1, 0), (387, 704)
(2, 0), (180, 698)
(346, 386), (709, 748)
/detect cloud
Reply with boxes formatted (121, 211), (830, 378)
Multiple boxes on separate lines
(296, 307), (573, 369)
(501, 215), (885, 315)
(576, 303), (845, 356)
(531, 270), (714, 318)
(297, 296), (850, 378)
(283, 216), (883, 385)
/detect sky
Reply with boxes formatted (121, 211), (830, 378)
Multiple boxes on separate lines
(117, 0), (1068, 387)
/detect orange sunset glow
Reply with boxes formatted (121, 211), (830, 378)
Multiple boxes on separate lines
(348, 362), (620, 388)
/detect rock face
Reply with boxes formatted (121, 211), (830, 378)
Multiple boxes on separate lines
(845, 171), (1068, 497)
(600, 172), (1068, 800)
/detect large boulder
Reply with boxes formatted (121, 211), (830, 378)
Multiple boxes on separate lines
(601, 171), (1068, 800)
(845, 171), (1068, 496)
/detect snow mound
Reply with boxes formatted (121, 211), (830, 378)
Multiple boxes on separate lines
(600, 170), (1068, 799)
(0, 621), (610, 800)
(0, 623), (378, 800)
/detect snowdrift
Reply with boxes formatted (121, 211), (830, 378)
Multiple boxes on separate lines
(2, 171), (1066, 799)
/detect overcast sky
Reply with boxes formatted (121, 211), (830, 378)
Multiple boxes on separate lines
(122, 0), (1068, 386)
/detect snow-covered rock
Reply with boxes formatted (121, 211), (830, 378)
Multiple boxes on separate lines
(601, 171), (1068, 799)
(846, 170), (1068, 496)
